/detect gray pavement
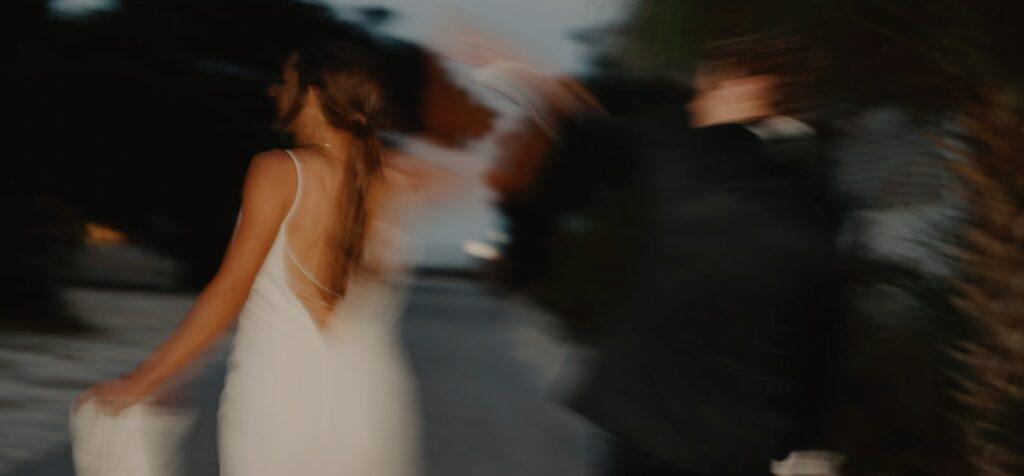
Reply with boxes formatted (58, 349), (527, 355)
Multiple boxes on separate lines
(0, 277), (597, 476)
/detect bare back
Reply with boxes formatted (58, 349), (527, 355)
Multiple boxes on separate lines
(281, 147), (420, 328)
(219, 146), (424, 476)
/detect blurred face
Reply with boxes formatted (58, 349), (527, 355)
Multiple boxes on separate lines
(688, 64), (777, 127)
(267, 55), (302, 128)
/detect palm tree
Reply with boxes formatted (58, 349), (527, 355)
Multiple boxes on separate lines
(946, 88), (1024, 476)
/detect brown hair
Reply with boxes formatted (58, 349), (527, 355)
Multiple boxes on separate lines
(282, 41), (386, 298)
(698, 34), (826, 120)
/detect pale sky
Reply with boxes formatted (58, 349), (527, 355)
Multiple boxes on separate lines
(49, 0), (116, 15)
(320, 0), (627, 268)
(52, 0), (624, 72)
(324, 0), (624, 73)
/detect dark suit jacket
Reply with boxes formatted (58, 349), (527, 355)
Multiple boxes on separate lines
(567, 119), (840, 475)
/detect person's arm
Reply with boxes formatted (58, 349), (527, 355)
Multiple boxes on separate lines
(80, 150), (296, 412)
(441, 22), (604, 124)
(469, 61), (604, 125)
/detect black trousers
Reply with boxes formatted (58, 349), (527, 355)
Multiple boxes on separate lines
(603, 439), (771, 476)
(604, 440), (698, 476)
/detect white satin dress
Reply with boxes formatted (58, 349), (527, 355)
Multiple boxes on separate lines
(218, 149), (423, 476)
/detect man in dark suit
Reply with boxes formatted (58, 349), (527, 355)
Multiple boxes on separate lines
(459, 30), (840, 474)
(565, 50), (841, 476)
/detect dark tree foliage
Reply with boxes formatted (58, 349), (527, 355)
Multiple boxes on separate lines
(9, 1), (441, 290)
(8, 1), (494, 332)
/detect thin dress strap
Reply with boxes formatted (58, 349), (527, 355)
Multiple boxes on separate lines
(281, 149), (345, 298)
(282, 149), (304, 224)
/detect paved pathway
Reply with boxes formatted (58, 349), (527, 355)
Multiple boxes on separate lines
(0, 277), (597, 475)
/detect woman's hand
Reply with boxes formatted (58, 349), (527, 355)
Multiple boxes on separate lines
(75, 375), (155, 415)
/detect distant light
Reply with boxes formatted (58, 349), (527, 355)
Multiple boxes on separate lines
(85, 222), (128, 246)
(463, 240), (501, 260)
(49, 0), (117, 17)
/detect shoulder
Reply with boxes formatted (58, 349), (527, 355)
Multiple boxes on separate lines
(562, 116), (687, 155)
(243, 149), (299, 189)
(692, 123), (762, 150)
(240, 149), (298, 214)
(248, 149), (297, 177)
(380, 150), (426, 190)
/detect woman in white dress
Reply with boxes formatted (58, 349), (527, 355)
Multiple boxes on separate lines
(77, 41), (425, 475)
